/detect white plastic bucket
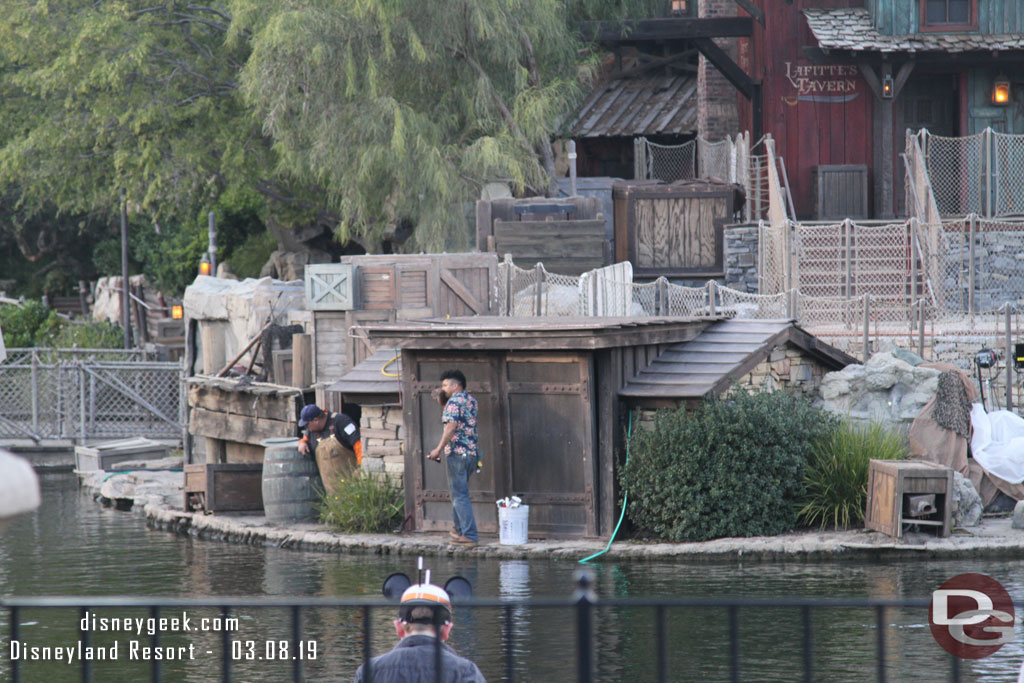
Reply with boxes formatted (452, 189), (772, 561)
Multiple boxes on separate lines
(498, 505), (529, 545)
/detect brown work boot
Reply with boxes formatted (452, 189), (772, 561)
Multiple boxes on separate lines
(449, 528), (460, 540)
(451, 535), (477, 546)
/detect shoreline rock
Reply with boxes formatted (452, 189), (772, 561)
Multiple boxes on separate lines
(83, 467), (1024, 563)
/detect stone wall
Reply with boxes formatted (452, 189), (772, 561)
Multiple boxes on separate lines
(732, 342), (832, 397)
(359, 405), (406, 486)
(951, 229), (1024, 312)
(818, 352), (940, 428)
(673, 224), (758, 292)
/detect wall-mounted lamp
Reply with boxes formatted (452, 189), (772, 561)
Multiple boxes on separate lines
(992, 74), (1011, 106)
(670, 0), (690, 16)
(881, 74), (894, 99)
(198, 253), (212, 276)
(171, 304), (184, 320)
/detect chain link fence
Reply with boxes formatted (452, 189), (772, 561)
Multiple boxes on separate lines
(993, 131), (1024, 216)
(0, 349), (183, 442)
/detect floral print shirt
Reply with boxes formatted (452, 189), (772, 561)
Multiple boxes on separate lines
(442, 391), (478, 458)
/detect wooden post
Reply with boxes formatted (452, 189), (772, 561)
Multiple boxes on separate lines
(968, 214), (976, 315)
(505, 263), (512, 316)
(79, 363), (86, 443)
(534, 263), (544, 316)
(708, 280), (717, 317)
(657, 277), (668, 316)
(909, 218), (918, 327)
(863, 295), (871, 362)
(30, 352), (39, 434)
(292, 333), (313, 388)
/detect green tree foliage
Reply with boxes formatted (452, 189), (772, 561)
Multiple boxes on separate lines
(620, 392), (840, 542)
(0, 1), (667, 285)
(0, 301), (64, 347)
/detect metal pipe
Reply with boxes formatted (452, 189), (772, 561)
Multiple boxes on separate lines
(568, 140), (578, 197)
(121, 189), (131, 349)
(30, 353), (38, 433)
(918, 299), (925, 359)
(1007, 305), (1013, 411)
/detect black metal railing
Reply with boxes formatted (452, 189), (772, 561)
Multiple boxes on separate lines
(0, 576), (965, 683)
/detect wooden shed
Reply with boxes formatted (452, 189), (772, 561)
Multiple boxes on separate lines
(362, 316), (716, 538)
(612, 179), (744, 279)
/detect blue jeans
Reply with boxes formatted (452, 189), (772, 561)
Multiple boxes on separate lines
(446, 453), (478, 542)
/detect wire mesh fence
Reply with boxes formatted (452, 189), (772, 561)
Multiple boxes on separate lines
(922, 131), (985, 216)
(0, 352), (182, 441)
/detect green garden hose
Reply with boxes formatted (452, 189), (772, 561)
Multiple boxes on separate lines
(579, 410), (632, 564)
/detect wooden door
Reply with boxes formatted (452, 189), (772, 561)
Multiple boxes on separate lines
(433, 255), (498, 317)
(504, 353), (595, 537)
(403, 353), (503, 533)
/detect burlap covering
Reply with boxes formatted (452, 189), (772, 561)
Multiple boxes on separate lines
(315, 435), (357, 495)
(908, 362), (1024, 506)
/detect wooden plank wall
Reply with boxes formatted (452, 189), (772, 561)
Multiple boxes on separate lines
(312, 254), (498, 384)
(634, 196), (726, 269)
(477, 196), (608, 275)
(493, 219), (606, 275)
(874, 0), (1023, 34)
(742, 1), (871, 219)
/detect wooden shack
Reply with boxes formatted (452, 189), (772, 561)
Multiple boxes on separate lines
(612, 179), (744, 279)
(335, 316), (857, 540)
(362, 316), (716, 538)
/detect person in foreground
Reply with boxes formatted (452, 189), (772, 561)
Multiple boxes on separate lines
(354, 582), (486, 682)
(428, 369), (479, 546)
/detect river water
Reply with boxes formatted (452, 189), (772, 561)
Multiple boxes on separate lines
(2, 473), (1023, 682)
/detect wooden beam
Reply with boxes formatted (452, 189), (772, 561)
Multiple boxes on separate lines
(610, 49), (697, 80)
(439, 267), (485, 314)
(691, 37), (755, 100)
(579, 17), (754, 42)
(858, 63), (882, 99)
(189, 407), (295, 446)
(893, 60), (915, 99)
(732, 0), (765, 26)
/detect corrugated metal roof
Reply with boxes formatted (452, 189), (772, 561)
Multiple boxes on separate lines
(618, 319), (855, 400)
(569, 73), (697, 138)
(804, 8), (1024, 53)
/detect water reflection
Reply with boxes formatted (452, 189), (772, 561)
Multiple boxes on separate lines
(2, 474), (1024, 680)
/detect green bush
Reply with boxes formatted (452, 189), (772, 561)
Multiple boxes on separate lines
(0, 300), (65, 347)
(318, 470), (405, 534)
(619, 391), (838, 542)
(798, 422), (907, 529)
(52, 320), (124, 349)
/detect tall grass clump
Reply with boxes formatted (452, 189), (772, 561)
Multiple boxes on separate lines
(798, 421), (907, 529)
(318, 469), (405, 534)
(619, 390), (838, 542)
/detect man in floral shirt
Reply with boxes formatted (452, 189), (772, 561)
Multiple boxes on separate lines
(428, 369), (478, 546)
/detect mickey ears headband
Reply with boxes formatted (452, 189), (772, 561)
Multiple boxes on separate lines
(381, 556), (473, 602)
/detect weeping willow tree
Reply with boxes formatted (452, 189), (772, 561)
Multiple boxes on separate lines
(236, 0), (599, 251)
(0, 0), (670, 263)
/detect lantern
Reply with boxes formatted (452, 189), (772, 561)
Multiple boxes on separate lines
(992, 74), (1011, 106)
(670, 0), (689, 16)
(881, 74), (894, 99)
(199, 254), (212, 276)
(171, 305), (183, 320)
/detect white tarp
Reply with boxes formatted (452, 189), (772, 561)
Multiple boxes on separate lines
(970, 404), (1024, 483)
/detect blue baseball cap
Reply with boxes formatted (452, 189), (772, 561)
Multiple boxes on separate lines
(298, 404), (324, 427)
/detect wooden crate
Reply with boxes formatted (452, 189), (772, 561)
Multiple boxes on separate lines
(184, 463), (264, 513)
(865, 459), (953, 538)
(75, 438), (170, 472)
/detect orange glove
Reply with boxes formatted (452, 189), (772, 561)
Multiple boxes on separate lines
(353, 440), (363, 467)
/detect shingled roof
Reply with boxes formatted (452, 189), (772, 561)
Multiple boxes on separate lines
(804, 8), (1024, 53)
(327, 348), (402, 402)
(569, 73), (697, 138)
(618, 318), (856, 402)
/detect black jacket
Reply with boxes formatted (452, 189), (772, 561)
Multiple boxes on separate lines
(353, 635), (485, 683)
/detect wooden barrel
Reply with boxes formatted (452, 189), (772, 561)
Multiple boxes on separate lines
(315, 435), (357, 495)
(261, 438), (321, 522)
